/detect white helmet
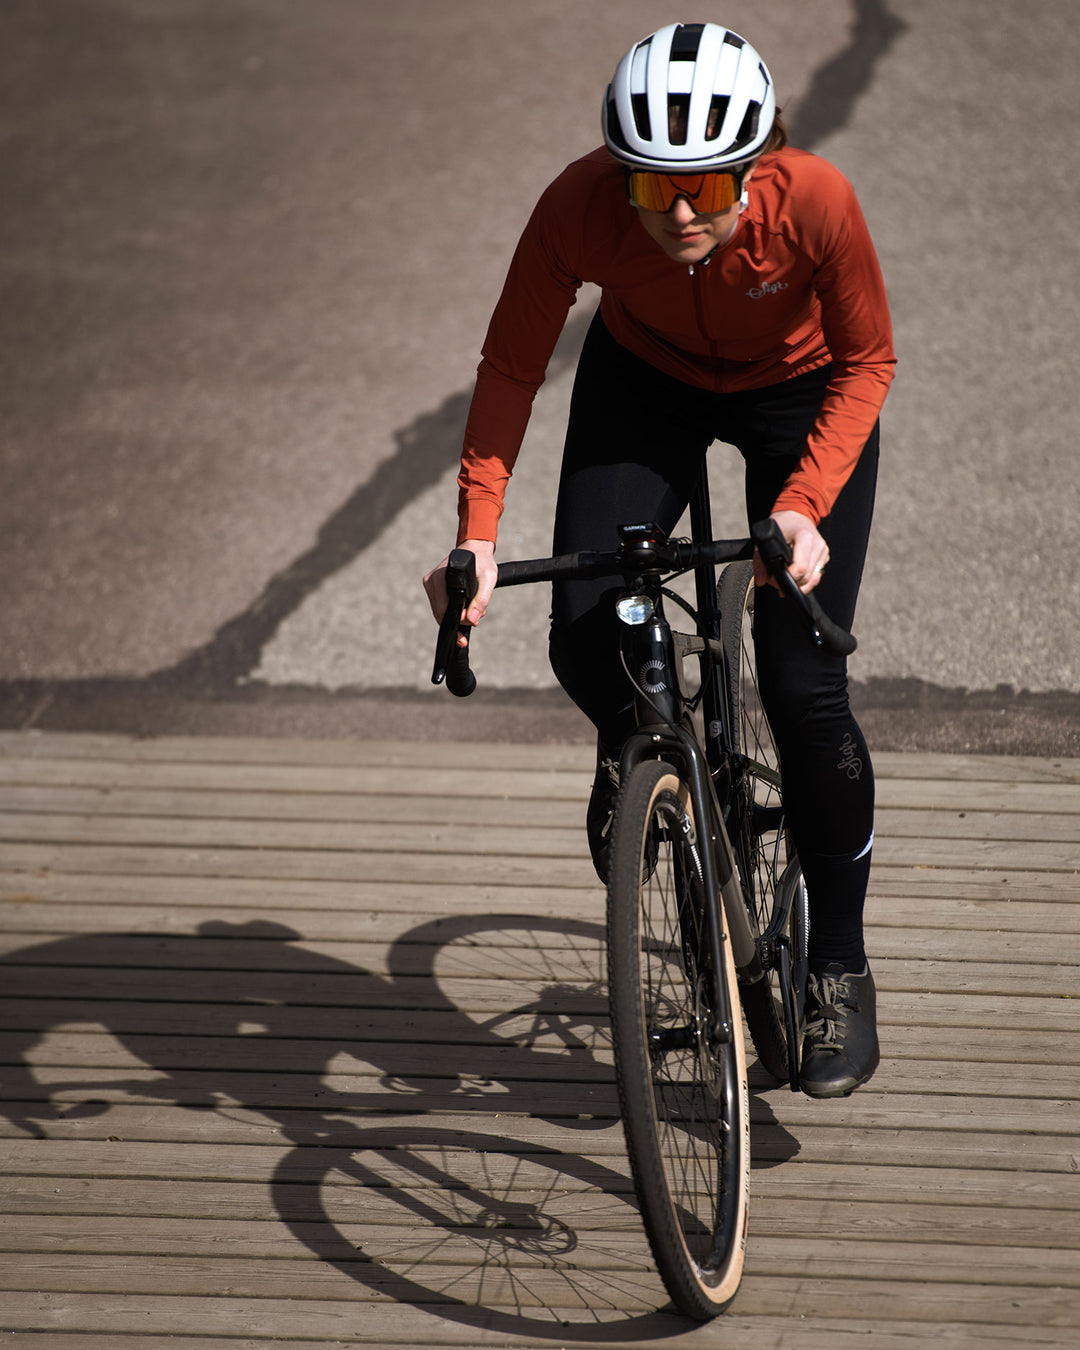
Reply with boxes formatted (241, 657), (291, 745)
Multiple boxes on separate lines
(603, 22), (776, 172)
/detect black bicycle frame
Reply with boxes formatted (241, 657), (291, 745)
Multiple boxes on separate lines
(687, 462), (736, 774)
(434, 461), (853, 1071)
(614, 540), (756, 1047)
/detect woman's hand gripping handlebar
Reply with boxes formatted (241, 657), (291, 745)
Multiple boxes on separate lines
(430, 548), (479, 697)
(751, 518), (857, 657)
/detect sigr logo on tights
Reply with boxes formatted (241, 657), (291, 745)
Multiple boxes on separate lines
(837, 732), (863, 781)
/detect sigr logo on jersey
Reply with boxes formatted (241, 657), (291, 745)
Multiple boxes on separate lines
(747, 280), (789, 299)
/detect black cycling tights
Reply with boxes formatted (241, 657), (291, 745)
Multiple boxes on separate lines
(549, 315), (879, 973)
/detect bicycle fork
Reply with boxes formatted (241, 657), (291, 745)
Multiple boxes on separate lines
(619, 604), (755, 1051)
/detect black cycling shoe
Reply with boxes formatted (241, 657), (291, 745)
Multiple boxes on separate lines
(586, 745), (620, 883)
(799, 962), (880, 1098)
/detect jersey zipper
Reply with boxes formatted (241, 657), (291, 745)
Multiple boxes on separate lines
(688, 261), (721, 367)
(685, 194), (746, 374)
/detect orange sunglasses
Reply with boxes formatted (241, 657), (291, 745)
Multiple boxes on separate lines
(625, 168), (746, 214)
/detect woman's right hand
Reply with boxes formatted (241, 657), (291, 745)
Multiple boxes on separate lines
(423, 539), (498, 646)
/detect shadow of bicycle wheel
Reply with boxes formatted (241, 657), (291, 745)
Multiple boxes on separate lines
(270, 1123), (704, 1340)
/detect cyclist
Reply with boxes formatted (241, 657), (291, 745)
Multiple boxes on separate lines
(423, 22), (894, 1098)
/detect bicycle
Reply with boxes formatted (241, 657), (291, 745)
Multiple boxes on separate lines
(431, 462), (855, 1319)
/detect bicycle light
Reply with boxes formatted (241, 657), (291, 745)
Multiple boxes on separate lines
(616, 594), (655, 625)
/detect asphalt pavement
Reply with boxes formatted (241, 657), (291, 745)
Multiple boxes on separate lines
(2, 0), (1078, 751)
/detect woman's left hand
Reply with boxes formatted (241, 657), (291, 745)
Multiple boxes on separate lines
(754, 509), (830, 594)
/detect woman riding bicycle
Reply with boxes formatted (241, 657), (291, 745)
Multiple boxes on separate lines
(423, 22), (895, 1098)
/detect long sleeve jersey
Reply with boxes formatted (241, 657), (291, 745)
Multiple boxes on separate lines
(456, 145), (895, 544)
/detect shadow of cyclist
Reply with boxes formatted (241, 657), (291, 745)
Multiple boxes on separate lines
(2, 912), (797, 1337)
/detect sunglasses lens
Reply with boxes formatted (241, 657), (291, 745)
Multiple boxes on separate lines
(627, 171), (740, 213)
(626, 172), (675, 211)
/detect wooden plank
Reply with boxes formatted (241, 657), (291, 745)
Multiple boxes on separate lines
(4, 877), (1080, 939)
(0, 1274), (1078, 1331)
(3, 731), (1079, 780)
(3, 744), (1079, 803)
(871, 869), (1080, 901)
(0, 1231), (1059, 1290)
(0, 885), (1076, 950)
(5, 780), (1080, 837)
(0, 731), (597, 773)
(4, 796), (1080, 855)
(3, 904), (1079, 970)
(0, 884), (609, 927)
(4, 861), (1080, 913)
(4, 1116), (1079, 1178)
(0, 784), (587, 828)
(3, 898), (1079, 987)
(871, 752), (1080, 783)
(0, 841), (602, 889)
(868, 928), (1080, 963)
(3, 850), (1080, 911)
(1, 831), (1078, 880)
(0, 983), (1042, 1043)
(875, 808), (1080, 842)
(1, 1329), (1077, 1350)
(16, 1045), (1078, 1102)
(4, 1205), (1077, 1259)
(2, 924), (1078, 1004)
(2, 980), (1077, 1038)
(1, 1108), (1075, 1178)
(0, 812), (586, 855)
(0, 1252), (659, 1308)
(4, 895), (1080, 957)
(5, 777), (1080, 825)
(6, 867), (1079, 931)
(5, 1008), (1079, 1070)
(5, 1160), (1077, 1218)
(879, 777), (1080, 812)
(867, 897), (1080, 932)
(5, 805), (1080, 851)
(3, 991), (1078, 1072)
(3, 1310), (1079, 1350)
(2, 1093), (1078, 1145)
(0, 757), (595, 801)
(2, 1249), (1080, 1321)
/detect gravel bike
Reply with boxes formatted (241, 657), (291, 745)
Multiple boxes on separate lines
(431, 464), (855, 1319)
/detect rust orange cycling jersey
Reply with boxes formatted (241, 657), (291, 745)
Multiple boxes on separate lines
(457, 146), (895, 543)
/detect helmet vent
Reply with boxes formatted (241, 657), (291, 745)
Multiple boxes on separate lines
(631, 93), (652, 140)
(668, 95), (689, 145)
(669, 24), (704, 60)
(731, 102), (762, 154)
(706, 95), (730, 142)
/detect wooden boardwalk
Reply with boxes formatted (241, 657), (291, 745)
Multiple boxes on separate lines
(1, 729), (1078, 1348)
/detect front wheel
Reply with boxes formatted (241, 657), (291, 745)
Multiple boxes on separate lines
(606, 759), (749, 1319)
